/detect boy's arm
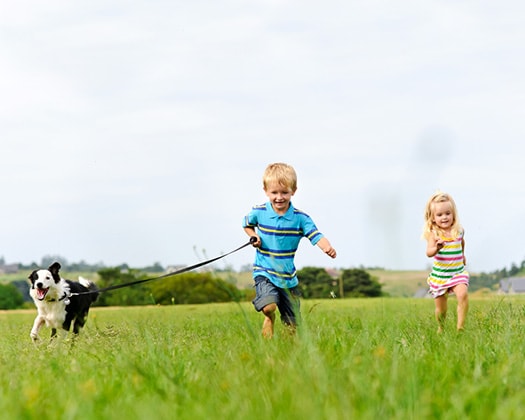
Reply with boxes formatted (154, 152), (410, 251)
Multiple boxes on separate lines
(316, 237), (336, 258)
(244, 227), (261, 247)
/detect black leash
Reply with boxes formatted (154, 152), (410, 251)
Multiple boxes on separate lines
(70, 237), (257, 296)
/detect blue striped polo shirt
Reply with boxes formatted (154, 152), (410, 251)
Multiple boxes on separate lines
(243, 201), (324, 288)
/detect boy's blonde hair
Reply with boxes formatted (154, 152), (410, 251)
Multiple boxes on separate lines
(263, 163), (297, 192)
(423, 191), (462, 239)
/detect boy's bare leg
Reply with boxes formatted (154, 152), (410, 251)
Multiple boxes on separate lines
(434, 295), (447, 333)
(262, 303), (277, 338)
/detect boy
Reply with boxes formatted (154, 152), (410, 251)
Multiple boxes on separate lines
(243, 163), (336, 338)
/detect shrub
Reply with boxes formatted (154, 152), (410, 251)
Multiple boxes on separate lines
(0, 283), (25, 309)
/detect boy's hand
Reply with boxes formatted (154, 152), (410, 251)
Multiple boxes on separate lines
(317, 237), (336, 258)
(250, 235), (261, 248)
(324, 246), (337, 258)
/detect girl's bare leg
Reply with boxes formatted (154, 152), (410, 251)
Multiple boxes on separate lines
(434, 295), (447, 333)
(452, 284), (469, 331)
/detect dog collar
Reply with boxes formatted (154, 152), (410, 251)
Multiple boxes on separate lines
(48, 292), (69, 302)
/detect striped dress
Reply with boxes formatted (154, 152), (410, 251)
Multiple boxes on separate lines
(427, 230), (469, 298)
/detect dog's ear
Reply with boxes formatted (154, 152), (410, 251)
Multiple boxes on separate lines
(48, 262), (61, 273)
(48, 262), (61, 283)
(28, 270), (38, 286)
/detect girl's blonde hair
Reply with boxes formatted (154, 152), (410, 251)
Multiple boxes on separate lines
(262, 162), (297, 192)
(423, 191), (462, 239)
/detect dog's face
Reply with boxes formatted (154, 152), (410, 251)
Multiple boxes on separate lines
(28, 262), (62, 301)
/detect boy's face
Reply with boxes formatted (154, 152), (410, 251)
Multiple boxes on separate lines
(432, 201), (454, 231)
(264, 181), (295, 214)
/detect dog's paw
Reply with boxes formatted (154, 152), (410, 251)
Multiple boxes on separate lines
(30, 329), (40, 341)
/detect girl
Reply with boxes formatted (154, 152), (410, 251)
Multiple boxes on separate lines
(423, 191), (469, 332)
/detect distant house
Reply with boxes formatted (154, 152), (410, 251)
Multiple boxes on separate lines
(499, 277), (525, 294)
(0, 263), (19, 274)
(325, 268), (340, 278)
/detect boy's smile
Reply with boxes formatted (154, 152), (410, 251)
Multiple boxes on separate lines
(264, 182), (295, 215)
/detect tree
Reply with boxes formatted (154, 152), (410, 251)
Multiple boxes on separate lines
(509, 263), (520, 276)
(40, 255), (68, 268)
(149, 272), (241, 304)
(141, 262), (165, 273)
(0, 283), (25, 309)
(95, 267), (242, 306)
(341, 268), (382, 297)
(96, 267), (153, 306)
(297, 266), (336, 299)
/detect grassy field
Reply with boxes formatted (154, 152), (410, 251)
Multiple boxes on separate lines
(1, 296), (524, 419)
(368, 269), (429, 297)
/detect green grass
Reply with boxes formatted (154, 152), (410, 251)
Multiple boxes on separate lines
(1, 297), (524, 419)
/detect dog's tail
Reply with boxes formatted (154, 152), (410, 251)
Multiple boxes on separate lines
(79, 276), (100, 303)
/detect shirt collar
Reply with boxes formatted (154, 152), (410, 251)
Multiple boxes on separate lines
(266, 201), (295, 219)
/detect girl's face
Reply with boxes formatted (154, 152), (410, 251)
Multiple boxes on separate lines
(264, 181), (295, 215)
(432, 200), (454, 231)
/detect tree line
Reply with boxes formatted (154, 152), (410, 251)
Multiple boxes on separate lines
(0, 266), (381, 309)
(1, 254), (524, 309)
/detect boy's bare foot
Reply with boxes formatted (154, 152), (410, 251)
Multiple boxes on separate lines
(262, 317), (274, 339)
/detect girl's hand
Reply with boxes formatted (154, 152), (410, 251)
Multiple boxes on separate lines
(426, 233), (444, 257)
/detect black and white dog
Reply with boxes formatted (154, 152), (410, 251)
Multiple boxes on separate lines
(28, 262), (99, 342)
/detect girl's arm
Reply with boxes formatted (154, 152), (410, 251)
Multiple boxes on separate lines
(317, 237), (337, 258)
(462, 237), (467, 265)
(426, 233), (444, 257)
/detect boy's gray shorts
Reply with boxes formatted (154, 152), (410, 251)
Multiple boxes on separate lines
(252, 275), (301, 325)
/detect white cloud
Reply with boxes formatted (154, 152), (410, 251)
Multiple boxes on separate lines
(0, 0), (524, 273)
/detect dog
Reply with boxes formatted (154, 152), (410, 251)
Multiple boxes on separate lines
(28, 261), (99, 342)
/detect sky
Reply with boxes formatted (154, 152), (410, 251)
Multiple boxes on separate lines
(1, 0), (524, 275)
